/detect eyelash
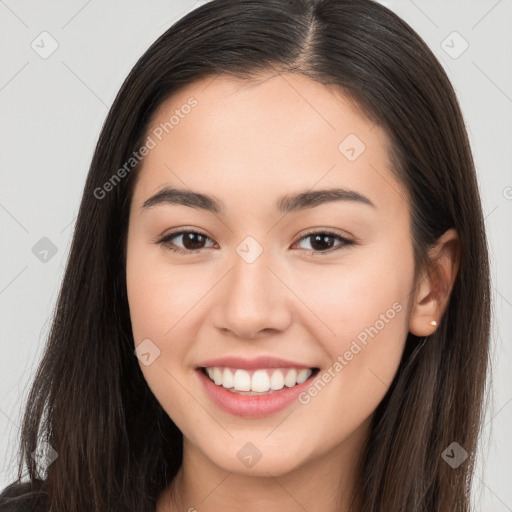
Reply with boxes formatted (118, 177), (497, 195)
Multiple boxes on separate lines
(156, 228), (355, 256)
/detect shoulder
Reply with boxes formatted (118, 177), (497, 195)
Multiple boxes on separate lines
(0, 480), (49, 512)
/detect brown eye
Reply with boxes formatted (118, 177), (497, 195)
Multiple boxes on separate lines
(295, 231), (354, 254)
(159, 230), (216, 254)
(179, 232), (208, 250)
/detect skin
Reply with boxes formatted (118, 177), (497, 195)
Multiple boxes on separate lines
(125, 72), (460, 512)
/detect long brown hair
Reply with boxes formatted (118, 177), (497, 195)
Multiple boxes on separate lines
(0, 1), (491, 511)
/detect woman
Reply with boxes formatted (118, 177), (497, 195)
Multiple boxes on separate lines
(0, 0), (491, 511)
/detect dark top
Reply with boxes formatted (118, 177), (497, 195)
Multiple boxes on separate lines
(0, 480), (49, 512)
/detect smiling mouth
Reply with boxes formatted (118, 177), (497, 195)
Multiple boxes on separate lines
(200, 366), (320, 395)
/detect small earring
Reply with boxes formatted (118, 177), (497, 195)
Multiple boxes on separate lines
(430, 320), (437, 327)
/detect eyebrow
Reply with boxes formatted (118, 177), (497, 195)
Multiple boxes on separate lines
(141, 186), (376, 214)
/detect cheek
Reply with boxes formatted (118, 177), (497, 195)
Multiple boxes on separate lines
(126, 238), (205, 342)
(296, 239), (412, 375)
(126, 241), (206, 428)
(292, 239), (414, 438)
(297, 245), (413, 351)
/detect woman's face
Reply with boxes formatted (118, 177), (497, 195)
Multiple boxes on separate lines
(126, 72), (416, 476)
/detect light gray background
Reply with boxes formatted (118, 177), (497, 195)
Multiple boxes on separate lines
(1, 0), (511, 509)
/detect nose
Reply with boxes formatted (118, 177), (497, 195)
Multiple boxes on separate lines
(210, 248), (292, 340)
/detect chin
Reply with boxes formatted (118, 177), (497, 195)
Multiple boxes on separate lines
(202, 440), (312, 477)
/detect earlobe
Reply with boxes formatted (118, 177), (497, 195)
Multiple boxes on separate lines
(409, 228), (460, 337)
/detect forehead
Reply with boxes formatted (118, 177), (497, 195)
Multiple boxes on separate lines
(150, 72), (376, 147)
(132, 72), (408, 216)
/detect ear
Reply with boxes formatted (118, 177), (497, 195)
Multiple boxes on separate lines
(409, 228), (461, 337)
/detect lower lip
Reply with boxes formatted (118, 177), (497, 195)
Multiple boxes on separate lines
(196, 368), (316, 418)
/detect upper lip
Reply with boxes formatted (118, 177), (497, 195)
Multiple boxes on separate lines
(196, 356), (316, 370)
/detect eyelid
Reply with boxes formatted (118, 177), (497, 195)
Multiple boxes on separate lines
(156, 226), (356, 256)
(291, 229), (355, 254)
(156, 228), (216, 253)
(293, 226), (355, 243)
(156, 227), (213, 245)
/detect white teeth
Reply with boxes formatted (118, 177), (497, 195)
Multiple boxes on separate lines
(222, 368), (234, 389)
(204, 367), (314, 392)
(270, 370), (285, 390)
(233, 369), (251, 391)
(251, 369), (270, 392)
(284, 369), (297, 387)
(296, 368), (312, 384)
(213, 367), (223, 385)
